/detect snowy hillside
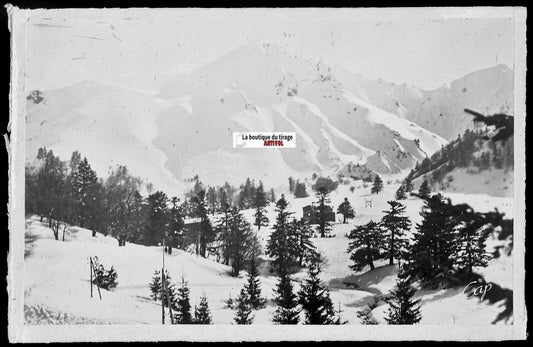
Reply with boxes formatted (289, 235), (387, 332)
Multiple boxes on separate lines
(335, 64), (513, 141)
(24, 180), (513, 325)
(26, 43), (451, 193)
(25, 81), (185, 196)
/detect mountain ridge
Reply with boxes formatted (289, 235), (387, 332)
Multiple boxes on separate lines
(26, 43), (512, 194)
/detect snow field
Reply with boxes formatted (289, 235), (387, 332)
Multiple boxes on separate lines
(24, 179), (513, 325)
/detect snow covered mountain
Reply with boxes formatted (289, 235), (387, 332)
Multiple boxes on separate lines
(156, 43), (446, 184)
(26, 43), (510, 193)
(335, 63), (514, 141)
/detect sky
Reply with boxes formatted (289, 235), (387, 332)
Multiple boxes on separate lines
(23, 8), (517, 94)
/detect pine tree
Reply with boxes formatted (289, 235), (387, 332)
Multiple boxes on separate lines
(291, 218), (317, 267)
(380, 201), (411, 266)
(346, 220), (383, 272)
(334, 301), (348, 325)
(190, 190), (214, 258)
(407, 194), (456, 286)
(193, 293), (213, 324)
(245, 256), (267, 309)
(385, 267), (422, 325)
(218, 188), (229, 213)
(315, 187), (333, 237)
(168, 197), (185, 249)
(252, 181), (269, 231)
(146, 191), (170, 246)
(453, 205), (491, 275)
(293, 181), (309, 198)
(226, 207), (258, 276)
(272, 273), (300, 324)
(404, 173), (414, 193)
(173, 277), (193, 324)
(214, 205), (232, 266)
(234, 288), (254, 325)
(149, 270), (163, 301)
(71, 157), (99, 229)
(159, 270), (177, 307)
(371, 175), (383, 194)
(206, 186), (218, 215)
(337, 197), (355, 223)
(298, 259), (336, 324)
(288, 176), (295, 194)
(270, 188), (276, 203)
(419, 179), (431, 199)
(395, 185), (407, 200)
(266, 195), (296, 274)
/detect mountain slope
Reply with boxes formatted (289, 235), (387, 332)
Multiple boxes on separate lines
(25, 43), (517, 192)
(26, 80), (185, 195)
(335, 64), (514, 141)
(155, 43), (447, 183)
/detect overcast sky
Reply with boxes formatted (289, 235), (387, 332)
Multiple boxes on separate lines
(24, 8), (516, 94)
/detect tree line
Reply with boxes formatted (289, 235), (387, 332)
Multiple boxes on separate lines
(408, 128), (514, 187)
(25, 148), (272, 276)
(346, 193), (511, 289)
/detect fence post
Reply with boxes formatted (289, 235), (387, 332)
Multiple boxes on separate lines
(91, 257), (102, 300)
(90, 257), (93, 298)
(161, 267), (165, 324)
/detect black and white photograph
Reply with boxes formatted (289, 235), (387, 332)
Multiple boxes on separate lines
(7, 6), (527, 342)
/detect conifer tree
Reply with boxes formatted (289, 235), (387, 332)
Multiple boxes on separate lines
(346, 220), (383, 271)
(315, 187), (333, 237)
(291, 218), (317, 267)
(380, 201), (411, 266)
(288, 177), (295, 194)
(270, 188), (276, 203)
(453, 206), (491, 275)
(151, 270), (177, 307)
(253, 181), (269, 231)
(298, 259), (336, 324)
(226, 207), (258, 276)
(190, 190), (214, 258)
(234, 288), (254, 325)
(419, 179), (431, 199)
(71, 157), (99, 228)
(245, 256), (267, 309)
(293, 181), (309, 198)
(168, 197), (185, 249)
(194, 293), (213, 324)
(408, 194), (456, 286)
(272, 273), (300, 324)
(173, 277), (193, 324)
(385, 267), (422, 325)
(149, 270), (163, 301)
(218, 188), (229, 213)
(371, 175), (384, 194)
(266, 195), (295, 274)
(334, 301), (348, 325)
(395, 185), (407, 200)
(146, 191), (170, 246)
(214, 204), (232, 266)
(404, 173), (414, 193)
(206, 186), (218, 215)
(337, 197), (355, 223)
